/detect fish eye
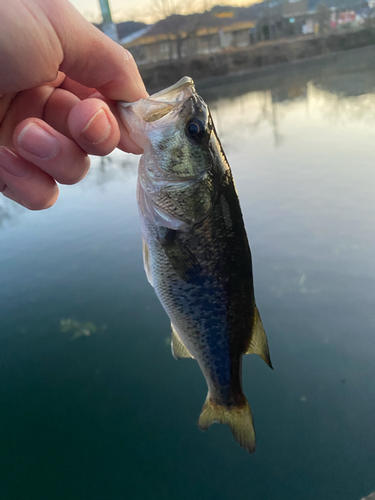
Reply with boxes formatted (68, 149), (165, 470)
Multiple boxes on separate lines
(186, 119), (205, 137)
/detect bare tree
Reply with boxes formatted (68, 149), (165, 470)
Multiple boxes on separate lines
(200, 0), (216, 13)
(150, 0), (190, 21)
(144, 0), (205, 60)
(317, 3), (330, 34)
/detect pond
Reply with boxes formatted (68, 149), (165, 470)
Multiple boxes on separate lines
(1, 46), (375, 500)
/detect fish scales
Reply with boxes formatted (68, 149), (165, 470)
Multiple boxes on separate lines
(118, 77), (272, 453)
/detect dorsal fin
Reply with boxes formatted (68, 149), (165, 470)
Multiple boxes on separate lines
(245, 306), (273, 369)
(171, 324), (194, 359)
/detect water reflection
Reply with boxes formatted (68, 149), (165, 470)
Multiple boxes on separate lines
(0, 197), (23, 228)
(60, 318), (108, 340)
(85, 151), (138, 188)
(204, 61), (375, 149)
(0, 151), (138, 232)
(0, 201), (13, 227)
(211, 80), (375, 147)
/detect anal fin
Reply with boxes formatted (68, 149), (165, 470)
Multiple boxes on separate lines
(171, 324), (194, 359)
(245, 306), (273, 369)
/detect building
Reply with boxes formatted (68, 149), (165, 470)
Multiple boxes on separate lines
(122, 21), (257, 64)
(257, 0), (319, 39)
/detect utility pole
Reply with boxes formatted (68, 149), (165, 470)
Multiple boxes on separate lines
(98, 0), (119, 42)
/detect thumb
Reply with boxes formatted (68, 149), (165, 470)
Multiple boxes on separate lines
(37, 0), (147, 102)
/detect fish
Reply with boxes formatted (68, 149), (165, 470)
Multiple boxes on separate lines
(118, 77), (272, 453)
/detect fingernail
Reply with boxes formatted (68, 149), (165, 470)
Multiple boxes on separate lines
(81, 109), (111, 145)
(17, 122), (58, 159)
(0, 147), (29, 177)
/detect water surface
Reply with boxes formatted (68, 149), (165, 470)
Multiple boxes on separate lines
(1, 47), (375, 500)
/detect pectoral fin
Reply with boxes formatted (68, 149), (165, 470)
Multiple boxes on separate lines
(171, 324), (194, 359)
(142, 238), (153, 286)
(245, 306), (273, 369)
(158, 228), (202, 284)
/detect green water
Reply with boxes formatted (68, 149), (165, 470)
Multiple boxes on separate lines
(1, 47), (375, 499)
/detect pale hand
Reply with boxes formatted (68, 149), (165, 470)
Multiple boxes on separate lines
(0, 0), (147, 210)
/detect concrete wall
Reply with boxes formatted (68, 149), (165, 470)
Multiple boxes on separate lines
(137, 28), (375, 92)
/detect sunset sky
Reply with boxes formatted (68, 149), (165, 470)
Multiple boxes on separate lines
(69, 0), (261, 24)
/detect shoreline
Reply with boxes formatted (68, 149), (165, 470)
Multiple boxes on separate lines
(196, 44), (375, 91)
(137, 28), (375, 92)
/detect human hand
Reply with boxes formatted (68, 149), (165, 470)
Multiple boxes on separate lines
(0, 0), (147, 210)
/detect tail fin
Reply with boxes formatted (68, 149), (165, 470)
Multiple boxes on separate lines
(197, 396), (256, 453)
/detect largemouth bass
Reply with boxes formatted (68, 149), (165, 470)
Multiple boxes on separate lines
(118, 77), (272, 453)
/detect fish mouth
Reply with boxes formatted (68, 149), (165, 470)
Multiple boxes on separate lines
(119, 76), (196, 123)
(150, 76), (194, 101)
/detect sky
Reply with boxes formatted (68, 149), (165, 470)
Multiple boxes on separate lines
(68, 0), (260, 24)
